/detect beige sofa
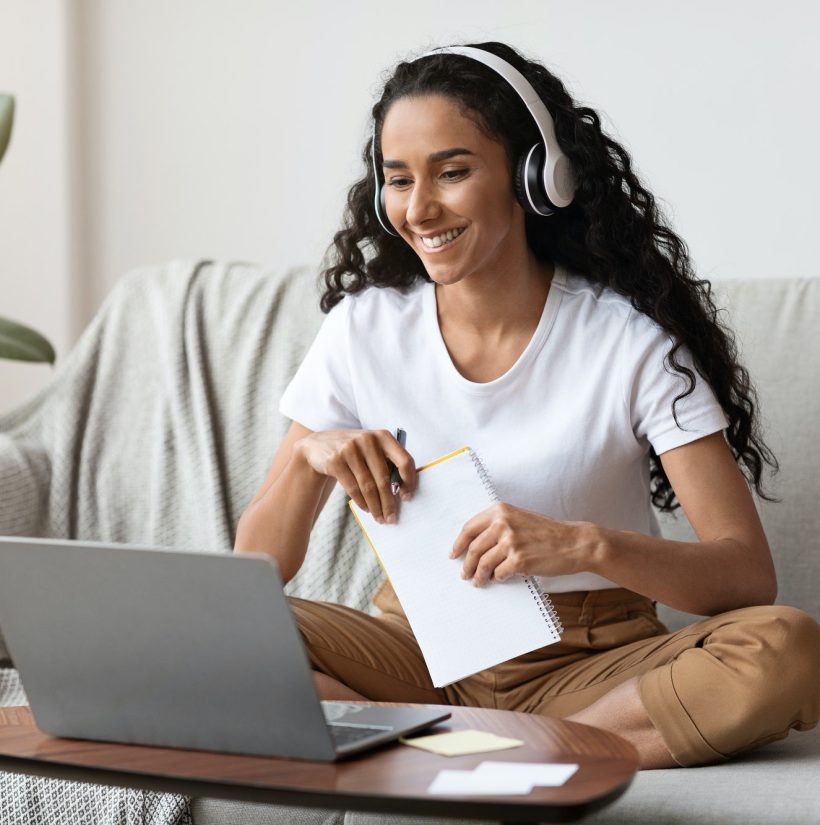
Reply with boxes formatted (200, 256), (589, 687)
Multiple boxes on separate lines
(1, 260), (818, 825)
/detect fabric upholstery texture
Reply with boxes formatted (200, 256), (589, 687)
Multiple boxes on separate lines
(0, 260), (383, 825)
(1, 263), (818, 824)
(191, 800), (344, 825)
(0, 260), (384, 659)
(655, 277), (820, 631)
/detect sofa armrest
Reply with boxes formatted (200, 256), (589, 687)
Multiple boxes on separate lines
(0, 435), (49, 536)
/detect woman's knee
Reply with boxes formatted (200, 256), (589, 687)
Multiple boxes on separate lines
(655, 605), (820, 761)
(767, 605), (820, 686)
(755, 605), (820, 660)
(729, 604), (820, 713)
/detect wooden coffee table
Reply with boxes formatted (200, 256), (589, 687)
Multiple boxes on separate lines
(0, 704), (638, 823)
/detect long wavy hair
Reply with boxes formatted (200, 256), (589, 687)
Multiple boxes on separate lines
(320, 41), (776, 511)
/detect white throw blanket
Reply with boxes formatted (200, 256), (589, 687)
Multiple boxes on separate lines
(0, 259), (383, 825)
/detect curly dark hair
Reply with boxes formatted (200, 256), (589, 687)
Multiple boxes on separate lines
(320, 41), (777, 511)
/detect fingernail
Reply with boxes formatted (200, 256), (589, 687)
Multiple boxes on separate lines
(400, 492), (410, 501)
(376, 516), (385, 525)
(386, 514), (397, 524)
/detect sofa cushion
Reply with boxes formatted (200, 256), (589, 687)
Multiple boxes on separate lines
(192, 800), (343, 825)
(582, 723), (820, 825)
(657, 277), (820, 631)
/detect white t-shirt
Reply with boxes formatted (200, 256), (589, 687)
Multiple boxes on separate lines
(279, 265), (728, 593)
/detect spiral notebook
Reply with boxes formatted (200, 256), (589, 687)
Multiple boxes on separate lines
(350, 447), (563, 687)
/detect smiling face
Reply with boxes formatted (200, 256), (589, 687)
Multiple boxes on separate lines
(379, 94), (528, 288)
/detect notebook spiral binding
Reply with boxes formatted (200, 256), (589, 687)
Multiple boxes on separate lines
(468, 449), (500, 502)
(525, 578), (564, 635)
(468, 449), (563, 637)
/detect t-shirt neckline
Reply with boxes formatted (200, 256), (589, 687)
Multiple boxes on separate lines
(423, 264), (566, 394)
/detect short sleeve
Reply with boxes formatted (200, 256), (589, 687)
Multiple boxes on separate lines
(278, 297), (361, 431)
(625, 310), (729, 455)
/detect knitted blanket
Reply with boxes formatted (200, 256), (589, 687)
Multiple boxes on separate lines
(0, 259), (383, 824)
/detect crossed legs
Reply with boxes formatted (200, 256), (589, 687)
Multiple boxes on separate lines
(295, 597), (820, 770)
(312, 668), (676, 768)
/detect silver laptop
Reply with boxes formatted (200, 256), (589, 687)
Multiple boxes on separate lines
(0, 537), (450, 761)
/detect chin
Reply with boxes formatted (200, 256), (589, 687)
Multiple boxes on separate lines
(419, 259), (469, 284)
(424, 269), (466, 287)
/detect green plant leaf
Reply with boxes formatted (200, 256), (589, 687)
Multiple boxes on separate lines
(0, 94), (14, 165)
(0, 316), (56, 364)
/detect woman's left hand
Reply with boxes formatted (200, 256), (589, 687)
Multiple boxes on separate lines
(450, 502), (596, 586)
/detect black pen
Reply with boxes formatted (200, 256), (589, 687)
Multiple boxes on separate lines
(390, 428), (407, 495)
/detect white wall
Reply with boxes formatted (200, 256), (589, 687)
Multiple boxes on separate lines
(2, 0), (819, 411)
(0, 0), (75, 411)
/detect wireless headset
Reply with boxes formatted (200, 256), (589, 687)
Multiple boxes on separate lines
(372, 45), (577, 237)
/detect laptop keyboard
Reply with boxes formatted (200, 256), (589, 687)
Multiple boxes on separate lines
(322, 701), (394, 750)
(327, 723), (392, 749)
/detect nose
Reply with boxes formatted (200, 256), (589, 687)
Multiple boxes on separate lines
(405, 179), (441, 227)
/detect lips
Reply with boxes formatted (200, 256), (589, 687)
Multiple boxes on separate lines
(416, 226), (467, 253)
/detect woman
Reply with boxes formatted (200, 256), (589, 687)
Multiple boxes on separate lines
(235, 42), (820, 768)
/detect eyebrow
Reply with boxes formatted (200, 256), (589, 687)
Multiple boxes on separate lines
(382, 147), (475, 169)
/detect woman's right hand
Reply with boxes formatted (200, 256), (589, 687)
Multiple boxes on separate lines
(295, 429), (417, 524)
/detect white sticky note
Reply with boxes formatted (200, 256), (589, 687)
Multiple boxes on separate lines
(473, 761), (579, 786)
(427, 769), (534, 796)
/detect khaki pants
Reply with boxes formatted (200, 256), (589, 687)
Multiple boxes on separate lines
(290, 582), (820, 767)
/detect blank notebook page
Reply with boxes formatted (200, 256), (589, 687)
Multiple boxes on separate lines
(350, 447), (561, 687)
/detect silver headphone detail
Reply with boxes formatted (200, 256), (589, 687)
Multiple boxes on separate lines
(372, 45), (577, 236)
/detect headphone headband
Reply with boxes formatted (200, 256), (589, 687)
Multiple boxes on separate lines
(417, 47), (575, 209)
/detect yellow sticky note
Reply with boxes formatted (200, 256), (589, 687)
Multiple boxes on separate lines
(400, 729), (525, 757)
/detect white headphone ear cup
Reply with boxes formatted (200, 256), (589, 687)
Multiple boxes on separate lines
(375, 180), (399, 236)
(372, 125), (399, 236)
(514, 143), (555, 216)
(551, 154), (576, 207)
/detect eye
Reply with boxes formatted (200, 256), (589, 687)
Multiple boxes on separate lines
(442, 168), (469, 181)
(385, 176), (412, 189)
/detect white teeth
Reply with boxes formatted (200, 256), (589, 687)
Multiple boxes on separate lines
(421, 227), (464, 249)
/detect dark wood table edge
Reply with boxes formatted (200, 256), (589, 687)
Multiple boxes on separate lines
(0, 753), (637, 824)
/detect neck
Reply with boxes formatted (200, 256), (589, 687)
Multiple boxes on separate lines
(434, 252), (554, 338)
